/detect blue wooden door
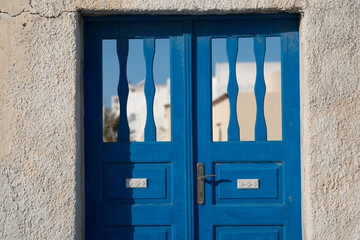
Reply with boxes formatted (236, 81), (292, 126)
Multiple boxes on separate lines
(193, 18), (301, 240)
(84, 20), (191, 239)
(84, 15), (301, 240)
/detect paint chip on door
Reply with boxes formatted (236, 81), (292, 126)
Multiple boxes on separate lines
(126, 178), (148, 188)
(237, 179), (259, 189)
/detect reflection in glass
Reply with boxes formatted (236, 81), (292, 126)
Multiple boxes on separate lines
(102, 39), (171, 142)
(102, 39), (120, 142)
(153, 39), (171, 141)
(236, 37), (256, 141)
(212, 38), (230, 142)
(264, 37), (282, 141)
(212, 37), (282, 142)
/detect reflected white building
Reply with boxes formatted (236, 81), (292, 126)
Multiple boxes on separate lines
(109, 78), (170, 141)
(105, 62), (281, 142)
(212, 62), (282, 141)
(212, 62), (281, 100)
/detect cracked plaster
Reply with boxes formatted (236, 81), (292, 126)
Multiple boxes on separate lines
(0, 0), (360, 239)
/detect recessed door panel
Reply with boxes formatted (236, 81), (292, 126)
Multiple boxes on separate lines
(104, 226), (171, 240)
(104, 163), (171, 203)
(215, 227), (283, 240)
(215, 163), (281, 204)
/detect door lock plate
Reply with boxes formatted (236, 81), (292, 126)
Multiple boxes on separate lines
(197, 163), (205, 205)
(197, 163), (217, 205)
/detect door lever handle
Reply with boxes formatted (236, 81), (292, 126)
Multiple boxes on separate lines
(197, 163), (217, 205)
(198, 175), (218, 180)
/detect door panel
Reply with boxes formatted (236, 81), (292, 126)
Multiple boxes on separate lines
(215, 163), (282, 203)
(104, 163), (171, 203)
(84, 21), (189, 240)
(104, 226), (171, 240)
(193, 18), (300, 240)
(215, 226), (283, 240)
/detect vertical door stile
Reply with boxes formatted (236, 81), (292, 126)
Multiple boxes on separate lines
(143, 39), (156, 142)
(84, 26), (103, 240)
(170, 34), (188, 239)
(254, 36), (267, 141)
(226, 38), (240, 141)
(281, 31), (302, 239)
(184, 20), (195, 240)
(196, 36), (214, 240)
(116, 39), (130, 142)
(196, 36), (212, 146)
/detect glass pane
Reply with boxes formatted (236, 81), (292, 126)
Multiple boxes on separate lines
(127, 39), (146, 142)
(236, 37), (256, 141)
(102, 39), (171, 142)
(153, 39), (171, 141)
(264, 36), (282, 141)
(211, 36), (282, 142)
(102, 39), (146, 142)
(102, 39), (120, 142)
(212, 38), (230, 142)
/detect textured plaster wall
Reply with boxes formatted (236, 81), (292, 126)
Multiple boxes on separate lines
(0, 0), (359, 239)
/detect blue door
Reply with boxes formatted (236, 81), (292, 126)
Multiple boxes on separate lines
(84, 15), (301, 240)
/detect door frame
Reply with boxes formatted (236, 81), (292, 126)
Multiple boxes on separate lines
(83, 14), (301, 240)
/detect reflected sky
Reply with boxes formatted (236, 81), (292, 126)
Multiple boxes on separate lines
(102, 37), (280, 108)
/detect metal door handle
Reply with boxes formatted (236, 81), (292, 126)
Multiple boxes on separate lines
(197, 163), (217, 205)
(198, 175), (218, 180)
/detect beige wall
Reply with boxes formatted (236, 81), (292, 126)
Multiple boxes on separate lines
(212, 92), (281, 141)
(212, 92), (282, 141)
(1, 1), (360, 239)
(212, 95), (230, 141)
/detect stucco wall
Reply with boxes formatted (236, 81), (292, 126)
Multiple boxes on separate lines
(0, 1), (359, 239)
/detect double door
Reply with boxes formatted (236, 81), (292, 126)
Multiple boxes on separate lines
(84, 15), (301, 240)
